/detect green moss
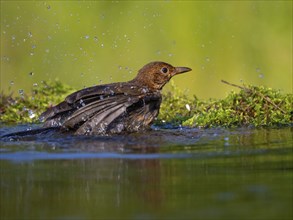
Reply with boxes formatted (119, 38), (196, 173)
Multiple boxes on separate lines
(157, 81), (195, 125)
(1, 80), (292, 127)
(158, 81), (292, 128)
(0, 80), (74, 123)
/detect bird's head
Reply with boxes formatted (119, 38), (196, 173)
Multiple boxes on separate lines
(132, 61), (192, 91)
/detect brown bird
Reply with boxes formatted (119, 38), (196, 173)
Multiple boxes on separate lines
(2, 61), (191, 138)
(40, 61), (191, 135)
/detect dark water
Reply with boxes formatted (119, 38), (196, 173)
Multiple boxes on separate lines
(0, 124), (292, 220)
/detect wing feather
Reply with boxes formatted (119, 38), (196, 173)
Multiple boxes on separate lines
(40, 81), (160, 134)
(63, 95), (138, 129)
(75, 103), (127, 135)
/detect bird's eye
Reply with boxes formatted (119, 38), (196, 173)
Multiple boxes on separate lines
(161, 67), (168, 74)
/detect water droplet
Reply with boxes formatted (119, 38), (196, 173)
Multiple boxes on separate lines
(33, 83), (38, 87)
(80, 72), (84, 77)
(10, 81), (14, 85)
(47, 5), (51, 10)
(3, 56), (10, 62)
(79, 99), (85, 107)
(141, 88), (148, 94)
(168, 53), (173, 57)
(19, 89), (24, 96)
(29, 72), (34, 76)
(11, 35), (16, 41)
(94, 36), (98, 42)
(205, 57), (210, 62)
(28, 32), (33, 38)
(45, 49), (50, 53)
(256, 67), (261, 73)
(39, 115), (45, 122)
(84, 35), (90, 39)
(259, 74), (264, 78)
(201, 44), (205, 48)
(101, 43), (104, 47)
(116, 124), (124, 133)
(28, 110), (36, 119)
(185, 104), (191, 111)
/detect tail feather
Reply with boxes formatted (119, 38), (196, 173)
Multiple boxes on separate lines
(1, 127), (60, 139)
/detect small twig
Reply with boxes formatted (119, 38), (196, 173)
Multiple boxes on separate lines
(221, 80), (287, 114)
(221, 80), (248, 91)
(256, 92), (287, 114)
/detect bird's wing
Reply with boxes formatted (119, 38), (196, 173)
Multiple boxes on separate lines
(40, 83), (142, 130)
(74, 101), (128, 135)
(75, 91), (162, 135)
(40, 83), (121, 121)
(65, 83), (122, 104)
(63, 95), (139, 129)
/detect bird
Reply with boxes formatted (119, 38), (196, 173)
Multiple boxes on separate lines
(3, 61), (191, 137)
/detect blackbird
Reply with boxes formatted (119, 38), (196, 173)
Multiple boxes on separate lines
(40, 61), (191, 135)
(4, 61), (191, 137)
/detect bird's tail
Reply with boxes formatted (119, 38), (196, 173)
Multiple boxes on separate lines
(1, 127), (61, 139)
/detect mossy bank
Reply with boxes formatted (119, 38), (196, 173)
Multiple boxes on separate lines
(1, 80), (292, 128)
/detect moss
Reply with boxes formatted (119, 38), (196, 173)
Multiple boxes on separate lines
(0, 80), (292, 127)
(157, 81), (195, 126)
(0, 80), (74, 123)
(158, 81), (292, 128)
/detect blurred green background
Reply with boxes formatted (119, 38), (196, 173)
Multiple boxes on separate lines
(1, 1), (292, 99)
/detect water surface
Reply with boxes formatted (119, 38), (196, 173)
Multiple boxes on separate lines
(0, 125), (292, 219)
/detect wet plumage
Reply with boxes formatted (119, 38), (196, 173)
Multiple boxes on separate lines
(14, 61), (191, 136)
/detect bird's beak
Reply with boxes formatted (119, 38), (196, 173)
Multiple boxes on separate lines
(174, 67), (192, 76)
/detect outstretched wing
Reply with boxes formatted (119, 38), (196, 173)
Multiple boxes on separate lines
(40, 83), (123, 124)
(40, 82), (157, 135)
(64, 95), (140, 132)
